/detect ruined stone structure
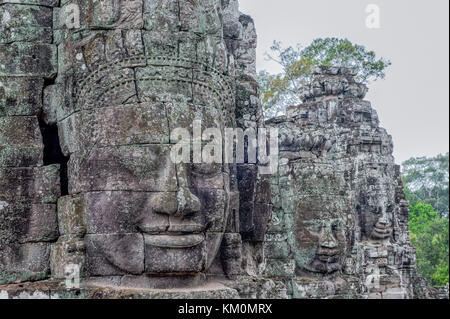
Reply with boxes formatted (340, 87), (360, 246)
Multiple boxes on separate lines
(265, 66), (425, 299)
(0, 0), (446, 299)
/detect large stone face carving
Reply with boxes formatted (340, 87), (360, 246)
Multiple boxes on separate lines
(42, 0), (270, 290)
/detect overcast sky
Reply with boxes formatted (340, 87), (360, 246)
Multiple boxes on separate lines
(239, 0), (449, 164)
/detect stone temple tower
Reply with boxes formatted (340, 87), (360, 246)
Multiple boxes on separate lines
(266, 66), (430, 299)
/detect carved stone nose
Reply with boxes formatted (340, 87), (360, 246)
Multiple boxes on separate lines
(377, 216), (388, 226)
(176, 187), (201, 216)
(152, 190), (201, 216)
(319, 229), (338, 249)
(152, 192), (178, 215)
(171, 164), (201, 216)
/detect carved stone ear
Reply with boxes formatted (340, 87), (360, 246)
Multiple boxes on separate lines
(220, 233), (243, 279)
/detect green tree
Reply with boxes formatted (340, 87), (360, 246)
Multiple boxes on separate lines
(403, 153), (449, 218)
(259, 38), (391, 118)
(409, 203), (439, 235)
(408, 202), (449, 286)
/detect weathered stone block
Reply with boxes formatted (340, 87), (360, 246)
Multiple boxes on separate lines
(0, 0), (59, 6)
(58, 103), (170, 154)
(220, 233), (243, 276)
(264, 240), (290, 259)
(0, 25), (52, 44)
(262, 259), (295, 278)
(144, 236), (206, 274)
(0, 116), (42, 146)
(57, 196), (85, 237)
(142, 30), (178, 57)
(135, 63), (193, 103)
(68, 145), (177, 194)
(165, 100), (226, 139)
(292, 279), (337, 299)
(0, 4), (52, 44)
(0, 77), (43, 116)
(81, 191), (169, 235)
(267, 210), (293, 234)
(0, 146), (43, 168)
(0, 165), (60, 203)
(85, 234), (144, 276)
(0, 117), (43, 167)
(251, 203), (272, 242)
(0, 43), (57, 77)
(42, 84), (63, 125)
(0, 243), (50, 285)
(71, 0), (144, 30)
(195, 189), (226, 232)
(0, 202), (58, 244)
(50, 236), (85, 280)
(73, 67), (138, 111)
(143, 0), (179, 32)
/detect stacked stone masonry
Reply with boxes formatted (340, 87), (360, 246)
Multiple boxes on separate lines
(0, 0), (447, 299)
(0, 0), (60, 287)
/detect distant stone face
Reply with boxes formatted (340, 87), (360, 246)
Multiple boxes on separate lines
(265, 66), (427, 299)
(0, 0), (445, 299)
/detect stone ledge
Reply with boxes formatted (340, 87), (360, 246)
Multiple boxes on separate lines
(0, 280), (241, 299)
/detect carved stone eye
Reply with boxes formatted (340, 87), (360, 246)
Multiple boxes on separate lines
(332, 223), (338, 233)
(303, 221), (321, 234)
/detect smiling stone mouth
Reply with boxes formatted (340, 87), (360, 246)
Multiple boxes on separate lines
(316, 253), (339, 263)
(144, 234), (205, 248)
(310, 257), (341, 274)
(138, 223), (206, 248)
(138, 223), (205, 234)
(371, 222), (392, 239)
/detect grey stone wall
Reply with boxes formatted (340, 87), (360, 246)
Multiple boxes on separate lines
(0, 0), (60, 286)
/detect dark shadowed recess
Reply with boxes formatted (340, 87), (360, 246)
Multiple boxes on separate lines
(38, 117), (69, 196)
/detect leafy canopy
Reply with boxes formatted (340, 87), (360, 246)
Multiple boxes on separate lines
(258, 38), (392, 118)
(403, 153), (449, 218)
(404, 154), (449, 286)
(408, 203), (449, 286)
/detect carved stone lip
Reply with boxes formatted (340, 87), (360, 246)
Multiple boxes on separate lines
(138, 224), (205, 234)
(310, 259), (341, 274)
(316, 248), (339, 256)
(372, 230), (392, 239)
(144, 234), (205, 248)
(316, 248), (340, 263)
(372, 223), (392, 239)
(316, 254), (339, 263)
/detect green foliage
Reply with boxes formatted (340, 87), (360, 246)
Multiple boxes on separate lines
(404, 154), (449, 286)
(259, 38), (391, 118)
(403, 153), (449, 218)
(408, 202), (449, 286)
(409, 203), (439, 234)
